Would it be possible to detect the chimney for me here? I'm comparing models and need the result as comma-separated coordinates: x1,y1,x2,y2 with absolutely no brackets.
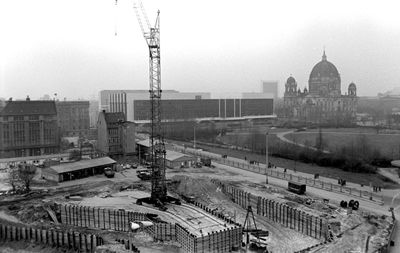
26,95,30,101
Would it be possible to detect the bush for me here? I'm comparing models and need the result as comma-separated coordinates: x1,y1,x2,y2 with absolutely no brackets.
371,158,391,167
316,155,332,167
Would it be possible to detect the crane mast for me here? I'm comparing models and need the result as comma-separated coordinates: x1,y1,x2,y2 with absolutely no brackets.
134,3,167,202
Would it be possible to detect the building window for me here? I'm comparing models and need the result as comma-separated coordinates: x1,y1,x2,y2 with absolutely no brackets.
3,124,9,145
14,122,25,145
14,116,24,121
29,115,39,120
29,122,40,144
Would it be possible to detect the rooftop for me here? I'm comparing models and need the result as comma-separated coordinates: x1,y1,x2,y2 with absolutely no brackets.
104,112,125,124
165,150,192,161
1,100,57,116
46,157,116,174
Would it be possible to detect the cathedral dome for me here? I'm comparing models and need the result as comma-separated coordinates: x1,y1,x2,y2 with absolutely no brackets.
308,51,341,96
309,51,340,80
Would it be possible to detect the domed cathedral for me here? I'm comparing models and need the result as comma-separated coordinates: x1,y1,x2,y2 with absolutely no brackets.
283,51,358,126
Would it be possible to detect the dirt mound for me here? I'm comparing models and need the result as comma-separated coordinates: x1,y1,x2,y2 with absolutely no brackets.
168,175,227,205
7,201,54,224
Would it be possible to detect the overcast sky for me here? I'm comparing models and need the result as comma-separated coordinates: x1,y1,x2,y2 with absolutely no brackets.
0,0,399,100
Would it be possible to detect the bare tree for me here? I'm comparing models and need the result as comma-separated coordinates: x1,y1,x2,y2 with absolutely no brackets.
7,167,20,192
315,127,325,152
18,164,37,192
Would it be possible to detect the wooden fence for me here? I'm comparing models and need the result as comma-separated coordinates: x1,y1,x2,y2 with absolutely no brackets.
0,223,103,252
174,146,384,205
116,238,141,252
211,179,329,240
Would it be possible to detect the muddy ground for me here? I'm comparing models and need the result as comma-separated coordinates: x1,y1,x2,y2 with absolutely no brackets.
0,160,394,253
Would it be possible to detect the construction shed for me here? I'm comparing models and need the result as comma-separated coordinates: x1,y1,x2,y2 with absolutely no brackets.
165,150,195,169
42,157,116,182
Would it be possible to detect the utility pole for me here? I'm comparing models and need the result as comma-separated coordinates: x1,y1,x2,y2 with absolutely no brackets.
193,124,196,149
265,130,269,184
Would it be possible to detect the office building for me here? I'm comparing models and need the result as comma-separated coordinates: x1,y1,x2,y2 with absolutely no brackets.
0,99,59,158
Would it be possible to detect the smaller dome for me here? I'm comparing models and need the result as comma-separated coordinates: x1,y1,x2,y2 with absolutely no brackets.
286,76,296,84
348,82,357,96
348,82,356,89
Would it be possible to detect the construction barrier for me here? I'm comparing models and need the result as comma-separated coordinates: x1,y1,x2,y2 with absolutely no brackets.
0,223,104,253
116,238,141,252
376,218,397,253
174,146,384,205
59,204,150,232
59,204,242,253
211,179,329,241
192,201,241,227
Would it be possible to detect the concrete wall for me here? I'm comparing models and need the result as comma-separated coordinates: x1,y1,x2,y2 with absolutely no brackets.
122,122,136,155
41,168,60,182
96,112,109,154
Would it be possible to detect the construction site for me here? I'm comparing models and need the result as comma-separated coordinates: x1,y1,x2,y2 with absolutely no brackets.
0,1,397,253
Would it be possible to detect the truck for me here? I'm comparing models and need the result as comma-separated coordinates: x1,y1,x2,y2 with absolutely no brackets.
200,158,214,167
104,167,115,178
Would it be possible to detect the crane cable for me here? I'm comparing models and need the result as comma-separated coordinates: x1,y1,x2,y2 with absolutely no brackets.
114,0,118,36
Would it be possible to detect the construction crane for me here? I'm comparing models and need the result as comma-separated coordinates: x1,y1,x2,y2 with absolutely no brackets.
132,1,167,205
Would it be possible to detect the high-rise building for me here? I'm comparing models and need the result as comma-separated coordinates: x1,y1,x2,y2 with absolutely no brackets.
262,81,279,99
0,99,59,158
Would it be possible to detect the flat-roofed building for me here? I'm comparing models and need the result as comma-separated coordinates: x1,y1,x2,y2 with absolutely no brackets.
100,90,212,121
126,98,273,123
0,99,59,158
42,157,116,182
165,150,195,169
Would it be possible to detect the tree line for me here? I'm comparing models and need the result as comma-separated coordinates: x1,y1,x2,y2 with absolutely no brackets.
239,130,391,174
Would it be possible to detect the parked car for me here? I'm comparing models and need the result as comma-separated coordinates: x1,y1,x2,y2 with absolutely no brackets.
137,170,152,180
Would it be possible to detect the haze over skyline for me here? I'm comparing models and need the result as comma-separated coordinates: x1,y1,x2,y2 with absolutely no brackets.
0,0,399,100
